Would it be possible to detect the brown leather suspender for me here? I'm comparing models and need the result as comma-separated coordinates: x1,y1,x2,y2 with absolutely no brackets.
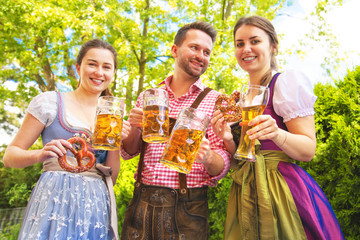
135,87,212,194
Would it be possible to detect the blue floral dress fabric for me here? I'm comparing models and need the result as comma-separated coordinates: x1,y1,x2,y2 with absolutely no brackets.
19,171,111,240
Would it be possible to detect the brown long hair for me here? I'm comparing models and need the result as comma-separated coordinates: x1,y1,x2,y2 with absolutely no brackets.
233,16,279,86
76,39,118,96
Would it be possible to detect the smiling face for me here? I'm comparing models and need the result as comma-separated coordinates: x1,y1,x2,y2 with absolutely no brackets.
234,24,275,77
76,48,115,95
172,29,213,80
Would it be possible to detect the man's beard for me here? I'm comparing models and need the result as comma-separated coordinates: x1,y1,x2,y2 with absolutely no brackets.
179,58,207,78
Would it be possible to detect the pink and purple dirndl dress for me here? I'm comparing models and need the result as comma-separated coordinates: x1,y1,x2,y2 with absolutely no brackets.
224,73,344,240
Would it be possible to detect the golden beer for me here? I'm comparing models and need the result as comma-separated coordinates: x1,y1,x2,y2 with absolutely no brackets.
235,104,266,161
160,128,205,174
142,105,169,143
93,113,123,150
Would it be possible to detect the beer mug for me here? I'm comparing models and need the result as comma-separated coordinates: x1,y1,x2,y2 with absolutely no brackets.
160,107,210,174
92,96,125,150
142,88,170,143
234,84,269,162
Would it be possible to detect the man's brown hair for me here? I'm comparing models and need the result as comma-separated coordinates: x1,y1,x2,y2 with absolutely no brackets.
174,21,217,46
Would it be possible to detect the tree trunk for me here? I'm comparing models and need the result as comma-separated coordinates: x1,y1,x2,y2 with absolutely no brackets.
137,0,150,97
64,47,77,89
34,37,56,91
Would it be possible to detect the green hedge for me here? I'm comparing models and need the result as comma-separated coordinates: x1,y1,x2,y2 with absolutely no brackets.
114,156,138,235
298,66,360,239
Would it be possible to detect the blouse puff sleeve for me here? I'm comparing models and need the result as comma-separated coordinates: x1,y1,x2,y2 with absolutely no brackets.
26,91,57,128
273,69,317,122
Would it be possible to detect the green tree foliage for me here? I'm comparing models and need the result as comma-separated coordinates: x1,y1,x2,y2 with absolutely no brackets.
0,0,285,129
298,66,360,239
0,0,108,130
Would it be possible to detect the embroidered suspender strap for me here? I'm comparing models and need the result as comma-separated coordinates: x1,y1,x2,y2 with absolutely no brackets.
135,87,213,192
179,87,212,195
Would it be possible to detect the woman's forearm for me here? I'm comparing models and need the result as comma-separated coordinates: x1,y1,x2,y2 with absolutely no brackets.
273,129,316,162
3,146,41,168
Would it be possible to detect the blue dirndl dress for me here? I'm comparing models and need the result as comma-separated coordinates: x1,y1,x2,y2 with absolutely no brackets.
18,92,116,240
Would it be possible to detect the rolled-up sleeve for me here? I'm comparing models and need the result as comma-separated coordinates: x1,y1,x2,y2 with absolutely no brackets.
210,148,231,181
120,143,140,160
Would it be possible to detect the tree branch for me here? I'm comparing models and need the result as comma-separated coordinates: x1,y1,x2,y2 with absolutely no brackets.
224,0,234,21
33,73,47,92
63,46,77,89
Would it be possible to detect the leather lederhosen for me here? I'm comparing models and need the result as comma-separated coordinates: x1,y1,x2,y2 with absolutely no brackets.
121,88,212,240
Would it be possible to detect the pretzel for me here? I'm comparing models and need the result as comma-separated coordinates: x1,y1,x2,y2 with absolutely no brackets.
58,137,95,173
215,91,242,122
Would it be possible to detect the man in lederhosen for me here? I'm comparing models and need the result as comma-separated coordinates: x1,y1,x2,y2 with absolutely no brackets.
120,21,231,239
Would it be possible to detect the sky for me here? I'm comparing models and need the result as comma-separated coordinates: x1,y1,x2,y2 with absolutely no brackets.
273,0,360,85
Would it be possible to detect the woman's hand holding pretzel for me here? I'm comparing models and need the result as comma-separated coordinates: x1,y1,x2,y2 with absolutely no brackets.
211,110,233,143
38,139,73,163
211,110,237,155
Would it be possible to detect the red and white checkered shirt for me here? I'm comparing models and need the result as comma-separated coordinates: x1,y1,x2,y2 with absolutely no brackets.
121,76,231,188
